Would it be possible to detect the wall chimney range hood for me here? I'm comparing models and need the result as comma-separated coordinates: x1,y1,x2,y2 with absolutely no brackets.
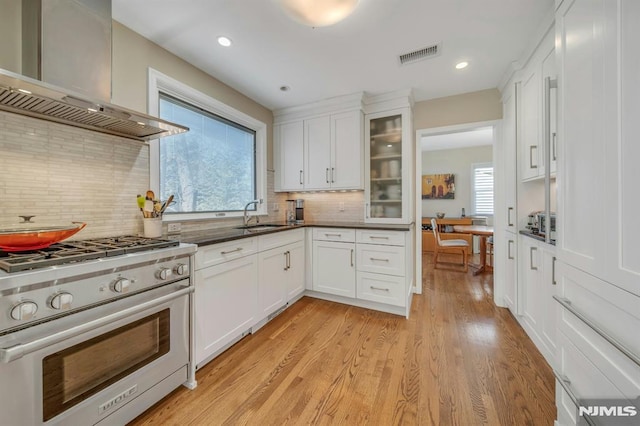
0,0,188,141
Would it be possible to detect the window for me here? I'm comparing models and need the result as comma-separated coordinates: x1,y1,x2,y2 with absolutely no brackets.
148,69,267,220
472,163,494,215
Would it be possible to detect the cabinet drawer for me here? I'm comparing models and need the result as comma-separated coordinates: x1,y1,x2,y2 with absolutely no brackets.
555,263,640,402
312,227,355,242
356,272,405,307
258,228,305,251
356,229,405,246
356,244,405,276
195,237,258,270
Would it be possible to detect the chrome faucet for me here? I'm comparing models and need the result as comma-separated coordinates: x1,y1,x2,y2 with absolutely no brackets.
243,200,261,226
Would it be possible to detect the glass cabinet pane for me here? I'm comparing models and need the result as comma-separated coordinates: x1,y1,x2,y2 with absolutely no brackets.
369,114,402,219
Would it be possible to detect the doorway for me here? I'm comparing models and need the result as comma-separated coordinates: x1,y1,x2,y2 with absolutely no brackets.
413,120,500,298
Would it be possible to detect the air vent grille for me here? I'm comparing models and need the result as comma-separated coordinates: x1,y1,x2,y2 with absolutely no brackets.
399,43,442,65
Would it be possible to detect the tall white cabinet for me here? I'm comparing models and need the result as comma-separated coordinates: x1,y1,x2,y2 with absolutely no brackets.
554,0,640,424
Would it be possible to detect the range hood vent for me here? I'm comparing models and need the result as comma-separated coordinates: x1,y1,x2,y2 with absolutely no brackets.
0,69,187,141
398,43,442,65
3,0,188,141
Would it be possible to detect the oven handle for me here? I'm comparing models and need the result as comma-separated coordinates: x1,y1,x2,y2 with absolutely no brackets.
0,285,193,364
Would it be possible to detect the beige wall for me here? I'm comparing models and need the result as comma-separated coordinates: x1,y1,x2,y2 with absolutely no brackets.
421,145,493,219
413,89,502,130
111,22,274,169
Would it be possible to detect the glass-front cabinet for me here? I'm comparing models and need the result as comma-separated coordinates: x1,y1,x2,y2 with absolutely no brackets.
364,107,412,223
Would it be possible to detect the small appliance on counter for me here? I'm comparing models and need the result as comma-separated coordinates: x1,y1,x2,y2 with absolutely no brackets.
286,199,305,224
526,211,556,240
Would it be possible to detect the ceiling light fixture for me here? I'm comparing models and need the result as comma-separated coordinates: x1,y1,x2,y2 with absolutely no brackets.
456,61,469,70
277,0,360,27
217,36,232,47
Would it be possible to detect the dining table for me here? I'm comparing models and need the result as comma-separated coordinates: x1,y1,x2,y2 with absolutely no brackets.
453,225,494,275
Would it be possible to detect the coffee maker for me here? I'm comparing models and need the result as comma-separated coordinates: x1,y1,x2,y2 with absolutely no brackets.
286,199,305,224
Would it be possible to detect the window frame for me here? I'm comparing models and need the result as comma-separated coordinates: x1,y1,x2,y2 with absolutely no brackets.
470,162,494,216
148,68,267,221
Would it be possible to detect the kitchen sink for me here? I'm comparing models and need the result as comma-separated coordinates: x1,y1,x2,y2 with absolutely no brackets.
235,224,288,231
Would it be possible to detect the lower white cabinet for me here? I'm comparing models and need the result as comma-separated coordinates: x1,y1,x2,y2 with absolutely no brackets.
258,239,305,318
518,236,557,366
503,232,518,315
312,240,356,297
194,254,258,368
356,272,405,306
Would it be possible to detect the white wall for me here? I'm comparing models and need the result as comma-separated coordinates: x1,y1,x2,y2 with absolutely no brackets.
421,145,493,219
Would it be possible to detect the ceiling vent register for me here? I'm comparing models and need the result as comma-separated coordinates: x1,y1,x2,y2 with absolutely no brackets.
398,43,442,65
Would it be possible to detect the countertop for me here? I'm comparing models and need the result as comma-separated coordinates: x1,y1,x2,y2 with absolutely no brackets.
519,230,556,246
175,221,414,247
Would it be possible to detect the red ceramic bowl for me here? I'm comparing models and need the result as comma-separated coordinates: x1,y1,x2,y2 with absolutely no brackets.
0,222,86,251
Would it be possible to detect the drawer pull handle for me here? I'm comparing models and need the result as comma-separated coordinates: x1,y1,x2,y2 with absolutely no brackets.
554,296,640,368
325,233,342,237
370,286,390,292
529,145,538,169
221,247,243,255
350,249,354,267
369,257,390,262
553,371,596,426
369,236,389,240
529,246,538,270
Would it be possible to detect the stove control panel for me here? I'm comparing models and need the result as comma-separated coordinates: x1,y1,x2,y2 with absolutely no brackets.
0,253,193,330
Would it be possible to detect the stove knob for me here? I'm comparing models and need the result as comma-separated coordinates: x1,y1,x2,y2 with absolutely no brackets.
50,292,73,310
174,263,189,276
157,268,173,280
112,277,131,293
10,301,38,321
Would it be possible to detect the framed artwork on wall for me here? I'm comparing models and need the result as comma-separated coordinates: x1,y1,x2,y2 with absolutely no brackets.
422,174,455,199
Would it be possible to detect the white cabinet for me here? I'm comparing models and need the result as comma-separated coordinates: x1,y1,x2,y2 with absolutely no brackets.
520,64,543,181
520,31,556,182
555,0,610,277
274,97,363,192
364,106,413,224
194,253,258,368
502,83,519,232
257,230,306,319
312,240,356,298
257,246,289,318
503,233,518,315
275,121,304,191
518,236,557,366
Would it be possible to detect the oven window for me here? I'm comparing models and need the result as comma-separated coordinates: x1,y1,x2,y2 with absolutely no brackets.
42,309,170,421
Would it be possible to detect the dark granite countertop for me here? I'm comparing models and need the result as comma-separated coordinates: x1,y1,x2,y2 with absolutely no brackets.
519,230,556,246
174,221,414,247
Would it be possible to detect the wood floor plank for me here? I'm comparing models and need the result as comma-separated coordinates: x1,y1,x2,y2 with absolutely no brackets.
129,254,556,425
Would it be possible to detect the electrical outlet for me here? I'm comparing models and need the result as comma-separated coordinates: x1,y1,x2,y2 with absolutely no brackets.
167,223,181,233
272,203,279,212
339,202,345,212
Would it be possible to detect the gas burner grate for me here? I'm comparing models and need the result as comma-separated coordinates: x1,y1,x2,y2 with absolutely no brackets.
0,236,180,273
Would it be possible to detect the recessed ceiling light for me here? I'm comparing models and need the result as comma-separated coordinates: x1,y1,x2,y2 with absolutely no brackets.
280,85,291,92
217,36,232,47
456,61,469,70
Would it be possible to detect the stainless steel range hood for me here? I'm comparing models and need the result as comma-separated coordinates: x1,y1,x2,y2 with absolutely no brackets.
0,0,188,142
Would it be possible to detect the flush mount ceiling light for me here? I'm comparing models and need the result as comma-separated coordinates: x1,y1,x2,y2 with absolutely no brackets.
217,36,232,47
455,61,469,69
277,0,360,27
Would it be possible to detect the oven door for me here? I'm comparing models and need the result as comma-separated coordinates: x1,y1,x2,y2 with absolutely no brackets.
0,280,191,426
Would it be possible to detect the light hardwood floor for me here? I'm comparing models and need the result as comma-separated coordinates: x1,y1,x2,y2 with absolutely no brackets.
130,254,556,425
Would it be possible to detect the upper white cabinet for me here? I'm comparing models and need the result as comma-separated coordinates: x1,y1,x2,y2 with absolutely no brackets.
520,30,556,182
275,121,305,191
363,92,414,224
274,94,364,192
556,0,611,278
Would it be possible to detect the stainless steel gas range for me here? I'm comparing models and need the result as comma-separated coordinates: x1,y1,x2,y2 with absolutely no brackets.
0,236,197,425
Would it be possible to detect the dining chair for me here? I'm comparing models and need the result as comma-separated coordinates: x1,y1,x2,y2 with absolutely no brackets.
430,218,469,272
